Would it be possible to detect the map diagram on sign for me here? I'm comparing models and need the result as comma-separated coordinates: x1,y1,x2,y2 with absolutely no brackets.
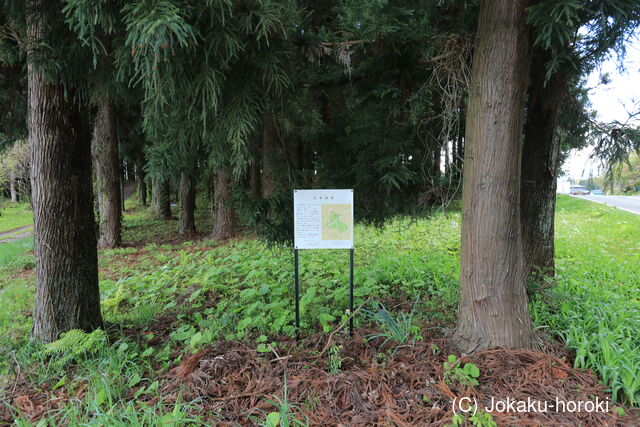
321,204,352,240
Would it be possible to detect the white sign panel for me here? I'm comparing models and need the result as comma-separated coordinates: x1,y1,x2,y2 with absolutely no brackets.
294,189,354,249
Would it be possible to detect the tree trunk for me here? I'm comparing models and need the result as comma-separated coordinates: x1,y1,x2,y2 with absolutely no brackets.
520,51,566,282
262,106,281,198
430,142,441,185
137,156,147,206
212,170,237,240
120,164,126,212
250,142,261,197
454,106,465,179
452,0,535,352
158,179,172,219
179,172,196,233
9,170,18,203
92,95,122,248
152,178,159,214
27,0,102,343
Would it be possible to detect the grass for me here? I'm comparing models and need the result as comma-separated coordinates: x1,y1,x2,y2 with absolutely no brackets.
0,201,33,234
0,236,33,271
531,195,640,404
0,194,639,423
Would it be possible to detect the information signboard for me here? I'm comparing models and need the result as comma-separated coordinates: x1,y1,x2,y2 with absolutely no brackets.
294,189,354,249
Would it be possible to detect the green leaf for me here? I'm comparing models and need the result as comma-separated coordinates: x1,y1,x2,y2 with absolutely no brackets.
463,363,480,378
128,373,142,388
266,412,281,427
52,376,66,391
256,343,270,353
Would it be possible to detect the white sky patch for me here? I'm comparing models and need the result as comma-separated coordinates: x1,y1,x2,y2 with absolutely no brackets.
563,30,640,181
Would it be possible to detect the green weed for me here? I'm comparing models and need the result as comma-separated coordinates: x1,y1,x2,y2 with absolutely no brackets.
363,298,421,347
0,201,32,234
443,355,480,388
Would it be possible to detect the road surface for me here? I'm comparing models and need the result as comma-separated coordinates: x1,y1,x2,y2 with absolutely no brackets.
577,195,640,215
0,225,33,244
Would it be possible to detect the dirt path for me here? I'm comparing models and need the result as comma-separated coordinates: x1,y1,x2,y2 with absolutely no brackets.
0,182,139,245
123,180,137,202
0,225,33,244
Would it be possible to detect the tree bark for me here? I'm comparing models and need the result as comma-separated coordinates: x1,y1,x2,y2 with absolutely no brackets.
158,179,172,219
9,170,18,203
454,106,465,179
212,170,237,240
120,164,126,212
152,178,159,214
92,95,122,248
250,142,261,197
179,172,196,233
261,106,281,198
430,142,441,185
453,0,535,352
137,156,147,206
27,0,102,343
521,51,566,281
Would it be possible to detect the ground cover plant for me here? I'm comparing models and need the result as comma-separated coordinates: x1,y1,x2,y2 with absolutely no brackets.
0,202,32,235
0,195,638,424
531,196,640,405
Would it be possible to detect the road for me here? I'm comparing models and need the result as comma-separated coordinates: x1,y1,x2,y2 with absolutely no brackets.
577,194,640,215
0,225,33,244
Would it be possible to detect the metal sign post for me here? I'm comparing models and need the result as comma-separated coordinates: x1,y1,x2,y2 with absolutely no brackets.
349,248,354,336
293,189,354,338
294,248,300,338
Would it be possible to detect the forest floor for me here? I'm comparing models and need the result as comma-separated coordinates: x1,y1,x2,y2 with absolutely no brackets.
0,195,638,425
0,202,32,243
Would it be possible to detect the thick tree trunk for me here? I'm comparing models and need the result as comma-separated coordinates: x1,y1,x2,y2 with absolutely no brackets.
137,157,147,206
92,95,122,248
454,106,465,179
212,170,237,240
9,170,18,203
179,172,196,233
250,142,261,197
151,177,171,218
27,0,102,343
521,51,566,281
158,179,172,219
262,106,281,198
453,0,535,352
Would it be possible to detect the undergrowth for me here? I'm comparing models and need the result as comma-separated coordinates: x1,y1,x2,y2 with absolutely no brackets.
0,194,639,424
0,201,32,234
531,195,640,405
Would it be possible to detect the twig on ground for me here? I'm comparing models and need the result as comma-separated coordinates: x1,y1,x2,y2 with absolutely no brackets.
314,296,372,358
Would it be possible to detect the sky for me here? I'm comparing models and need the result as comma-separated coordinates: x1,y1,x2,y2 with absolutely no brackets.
563,31,640,181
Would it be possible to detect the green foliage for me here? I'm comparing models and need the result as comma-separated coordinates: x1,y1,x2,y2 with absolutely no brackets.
44,329,108,367
364,298,420,347
528,0,640,77
0,236,33,271
0,140,30,201
531,196,640,405
251,374,309,427
605,151,640,194
101,211,459,349
2,193,640,421
326,344,345,374
0,202,32,235
449,408,497,427
443,355,480,388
